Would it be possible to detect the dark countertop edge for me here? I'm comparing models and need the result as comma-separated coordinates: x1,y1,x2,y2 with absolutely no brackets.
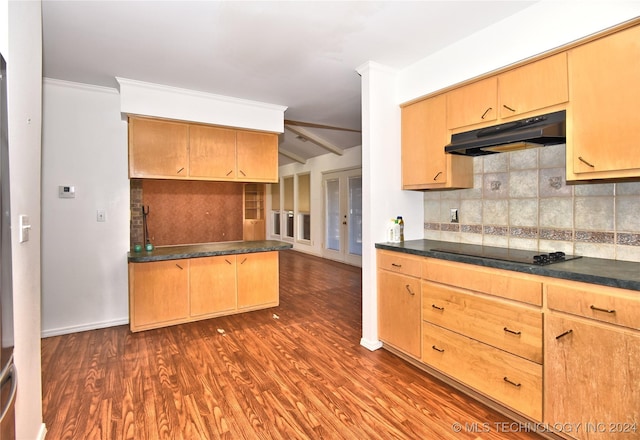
376,241,640,292
128,241,293,263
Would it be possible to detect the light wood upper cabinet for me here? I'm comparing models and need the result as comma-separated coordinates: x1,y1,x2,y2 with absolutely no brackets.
498,53,568,119
237,251,279,309
567,24,640,181
236,131,279,182
446,77,498,129
401,95,473,190
129,117,189,178
544,313,640,439
128,116,279,183
188,125,237,179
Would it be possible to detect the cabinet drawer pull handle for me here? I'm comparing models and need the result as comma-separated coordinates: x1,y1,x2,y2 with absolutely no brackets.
503,327,521,336
240,258,247,265
503,377,521,388
590,305,615,314
578,156,595,168
225,259,232,265
481,107,492,119
503,104,516,112
433,171,442,181
431,345,444,353
555,329,573,340
175,264,184,270
431,304,444,311
391,263,402,268
405,284,415,296
177,167,185,174
239,170,247,177
226,170,233,176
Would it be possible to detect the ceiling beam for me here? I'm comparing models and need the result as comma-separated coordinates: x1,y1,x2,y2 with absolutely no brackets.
278,148,307,164
284,119,361,133
285,125,344,156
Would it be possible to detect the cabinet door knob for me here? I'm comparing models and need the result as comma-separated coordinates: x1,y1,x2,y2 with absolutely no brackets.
503,104,516,113
431,345,445,353
405,284,415,296
503,377,521,388
433,171,443,181
226,170,234,176
177,167,185,174
590,305,615,314
555,329,573,340
391,263,402,268
481,107,493,119
503,327,522,336
578,156,595,168
175,264,184,270
431,304,445,311
239,170,247,177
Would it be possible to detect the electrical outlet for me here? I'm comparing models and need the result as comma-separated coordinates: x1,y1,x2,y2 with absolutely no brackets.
450,208,459,223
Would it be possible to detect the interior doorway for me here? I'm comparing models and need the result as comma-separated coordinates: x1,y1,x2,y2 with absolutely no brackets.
322,168,362,266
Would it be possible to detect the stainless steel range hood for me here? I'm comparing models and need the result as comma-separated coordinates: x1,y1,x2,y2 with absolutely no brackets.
445,110,566,156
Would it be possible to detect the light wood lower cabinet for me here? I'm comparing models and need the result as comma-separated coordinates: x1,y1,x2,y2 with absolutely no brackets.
423,321,542,421
237,251,279,309
189,255,237,317
129,259,190,329
129,251,279,332
544,313,640,440
377,250,422,358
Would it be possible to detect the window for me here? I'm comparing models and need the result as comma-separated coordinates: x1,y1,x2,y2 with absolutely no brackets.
270,183,280,236
297,173,311,242
283,176,294,239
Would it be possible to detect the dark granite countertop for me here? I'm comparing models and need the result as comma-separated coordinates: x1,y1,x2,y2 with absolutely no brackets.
376,239,640,292
128,240,293,263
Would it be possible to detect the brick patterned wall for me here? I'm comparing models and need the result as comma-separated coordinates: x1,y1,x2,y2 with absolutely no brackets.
130,179,244,247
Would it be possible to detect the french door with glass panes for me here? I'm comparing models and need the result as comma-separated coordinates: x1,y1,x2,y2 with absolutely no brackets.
322,168,362,266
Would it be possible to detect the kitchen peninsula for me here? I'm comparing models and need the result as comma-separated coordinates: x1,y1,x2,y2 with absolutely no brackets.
128,240,292,332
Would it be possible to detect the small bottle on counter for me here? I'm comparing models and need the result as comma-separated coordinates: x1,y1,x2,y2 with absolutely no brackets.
397,216,404,242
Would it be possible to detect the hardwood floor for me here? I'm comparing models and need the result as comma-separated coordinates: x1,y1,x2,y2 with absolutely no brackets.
42,250,542,439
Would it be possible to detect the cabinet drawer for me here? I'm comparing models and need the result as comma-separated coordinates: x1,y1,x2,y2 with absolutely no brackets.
423,322,542,421
423,281,542,363
377,250,421,278
547,280,640,330
423,258,542,306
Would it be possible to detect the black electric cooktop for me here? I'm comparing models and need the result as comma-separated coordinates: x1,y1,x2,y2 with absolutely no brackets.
430,244,581,266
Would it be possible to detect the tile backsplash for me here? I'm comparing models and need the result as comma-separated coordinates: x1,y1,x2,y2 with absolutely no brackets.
424,144,640,262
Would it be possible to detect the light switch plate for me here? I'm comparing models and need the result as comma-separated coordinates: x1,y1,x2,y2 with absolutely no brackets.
58,185,75,198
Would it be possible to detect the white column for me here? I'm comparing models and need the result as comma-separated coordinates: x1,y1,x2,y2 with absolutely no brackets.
358,61,424,350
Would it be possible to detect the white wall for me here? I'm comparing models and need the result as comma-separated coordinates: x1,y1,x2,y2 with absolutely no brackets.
398,1,640,103
3,0,46,438
41,79,130,336
274,146,362,257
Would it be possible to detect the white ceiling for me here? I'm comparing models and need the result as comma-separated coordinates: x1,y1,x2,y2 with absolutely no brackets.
41,0,537,166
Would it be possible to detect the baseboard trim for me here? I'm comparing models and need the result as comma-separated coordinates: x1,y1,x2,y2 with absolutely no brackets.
41,317,129,338
37,423,47,440
360,337,383,351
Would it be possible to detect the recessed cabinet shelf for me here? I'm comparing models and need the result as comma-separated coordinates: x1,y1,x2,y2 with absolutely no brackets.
243,183,266,241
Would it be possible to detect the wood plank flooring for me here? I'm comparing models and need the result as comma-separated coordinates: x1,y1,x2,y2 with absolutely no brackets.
42,250,543,439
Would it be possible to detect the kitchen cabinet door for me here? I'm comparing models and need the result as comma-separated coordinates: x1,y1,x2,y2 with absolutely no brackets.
544,313,640,439
237,251,279,309
190,255,237,317
236,131,279,183
129,260,189,331
498,53,568,119
189,125,237,179
377,269,421,358
446,77,497,129
129,117,189,179
567,24,640,180
401,95,473,190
